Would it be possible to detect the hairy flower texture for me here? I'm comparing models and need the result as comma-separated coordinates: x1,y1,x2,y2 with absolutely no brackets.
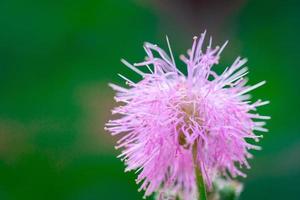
105,32,269,200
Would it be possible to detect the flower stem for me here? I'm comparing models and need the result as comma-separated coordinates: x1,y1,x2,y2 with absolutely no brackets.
193,143,207,200
195,165,207,200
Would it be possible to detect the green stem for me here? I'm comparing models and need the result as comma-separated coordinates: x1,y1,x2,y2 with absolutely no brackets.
193,143,207,200
195,165,207,200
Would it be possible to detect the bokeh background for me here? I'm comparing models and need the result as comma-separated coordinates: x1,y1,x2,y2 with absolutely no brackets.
0,0,299,199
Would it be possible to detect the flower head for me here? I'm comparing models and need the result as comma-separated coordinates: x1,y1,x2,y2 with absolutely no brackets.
105,32,269,200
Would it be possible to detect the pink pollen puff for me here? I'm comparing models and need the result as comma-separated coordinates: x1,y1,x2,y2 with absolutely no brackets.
105,32,269,200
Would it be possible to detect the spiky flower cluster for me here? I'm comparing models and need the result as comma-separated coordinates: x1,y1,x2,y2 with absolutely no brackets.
105,32,269,200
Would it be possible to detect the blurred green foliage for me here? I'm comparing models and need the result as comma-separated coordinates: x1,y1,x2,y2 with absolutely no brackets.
0,0,299,199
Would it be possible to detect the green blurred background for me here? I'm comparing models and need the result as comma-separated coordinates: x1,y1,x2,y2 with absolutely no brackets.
0,0,299,199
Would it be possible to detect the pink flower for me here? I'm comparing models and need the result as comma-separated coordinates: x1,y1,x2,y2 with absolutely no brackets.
105,32,269,200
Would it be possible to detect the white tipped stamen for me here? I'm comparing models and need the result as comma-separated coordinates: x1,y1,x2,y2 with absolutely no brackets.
253,126,269,132
254,100,270,107
118,73,136,85
217,40,228,57
250,114,271,120
222,67,249,86
121,59,145,77
166,35,176,66
236,81,266,96
208,36,212,48
254,121,267,126
146,64,153,73
108,83,128,92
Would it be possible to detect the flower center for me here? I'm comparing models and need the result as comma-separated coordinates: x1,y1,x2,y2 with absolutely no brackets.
177,98,203,148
